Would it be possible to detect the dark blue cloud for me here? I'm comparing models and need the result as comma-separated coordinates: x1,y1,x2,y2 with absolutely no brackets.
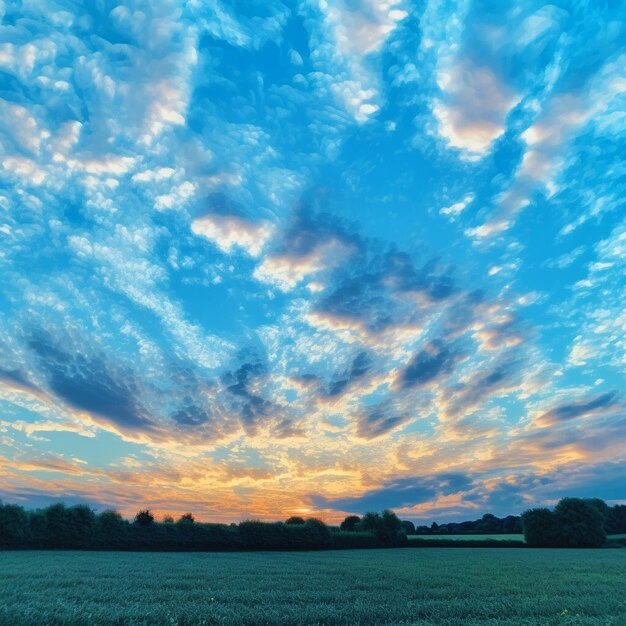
0,367,38,392
326,351,371,398
0,489,111,512
355,401,410,440
170,404,210,427
275,208,362,259
28,332,154,432
397,340,459,390
313,473,474,513
538,392,619,425
222,352,274,435
444,357,522,417
315,249,455,332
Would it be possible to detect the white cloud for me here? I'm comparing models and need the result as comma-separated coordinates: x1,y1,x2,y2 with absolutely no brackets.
433,59,520,156
308,0,406,122
254,238,354,291
440,193,475,217
472,54,626,239
191,213,275,257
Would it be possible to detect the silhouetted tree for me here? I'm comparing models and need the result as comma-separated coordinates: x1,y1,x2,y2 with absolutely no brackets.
66,505,96,547
554,498,606,548
285,516,305,525
523,499,607,547
178,513,195,525
304,518,332,548
163,515,174,524
0,502,28,547
339,515,361,531
401,520,415,535
359,510,406,546
522,508,559,547
607,504,626,534
134,509,155,527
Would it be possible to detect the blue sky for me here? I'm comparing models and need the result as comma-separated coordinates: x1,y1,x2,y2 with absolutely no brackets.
0,0,625,523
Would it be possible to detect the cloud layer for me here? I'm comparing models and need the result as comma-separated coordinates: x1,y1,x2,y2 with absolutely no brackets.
1,0,625,522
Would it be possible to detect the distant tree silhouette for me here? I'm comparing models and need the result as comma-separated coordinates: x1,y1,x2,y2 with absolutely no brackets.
0,502,28,547
606,504,626,534
134,509,154,527
0,497,622,552
285,516,305,525
339,515,360,531
401,520,416,535
359,510,406,546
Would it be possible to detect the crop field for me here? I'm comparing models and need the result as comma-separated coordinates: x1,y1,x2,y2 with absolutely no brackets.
407,534,524,542
1,548,625,625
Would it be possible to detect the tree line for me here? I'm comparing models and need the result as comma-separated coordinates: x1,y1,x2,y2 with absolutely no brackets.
377,513,523,536
1,497,624,551
0,503,407,551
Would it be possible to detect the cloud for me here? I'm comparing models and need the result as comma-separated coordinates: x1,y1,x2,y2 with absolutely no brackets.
396,340,460,390
312,250,455,334
254,210,360,291
308,0,407,122
170,404,211,427
440,193,475,217
27,332,156,434
312,474,473,513
536,392,620,427
355,401,411,440
0,367,39,394
325,351,371,398
433,57,520,156
222,352,276,436
191,212,274,257
442,357,522,420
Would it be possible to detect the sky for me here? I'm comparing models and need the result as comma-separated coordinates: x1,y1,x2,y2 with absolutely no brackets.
0,0,625,524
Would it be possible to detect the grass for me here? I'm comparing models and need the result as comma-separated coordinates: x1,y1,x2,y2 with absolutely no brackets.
1,549,625,625
408,534,525,542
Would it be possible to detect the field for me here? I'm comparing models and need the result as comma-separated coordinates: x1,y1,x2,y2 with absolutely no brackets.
408,534,524,542
1,549,625,625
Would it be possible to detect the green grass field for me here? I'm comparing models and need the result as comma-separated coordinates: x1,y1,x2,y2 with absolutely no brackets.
1,549,625,625
407,534,524,542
